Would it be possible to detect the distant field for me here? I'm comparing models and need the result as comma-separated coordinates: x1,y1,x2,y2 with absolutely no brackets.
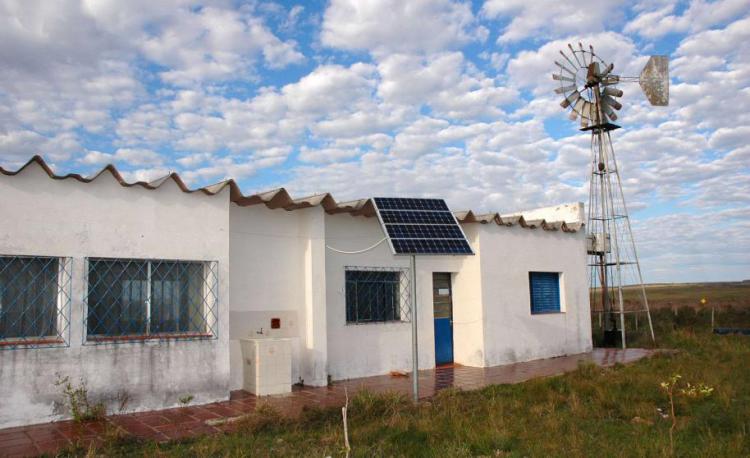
594,281,750,310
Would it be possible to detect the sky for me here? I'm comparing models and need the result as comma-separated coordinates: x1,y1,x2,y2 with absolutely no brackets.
0,0,748,284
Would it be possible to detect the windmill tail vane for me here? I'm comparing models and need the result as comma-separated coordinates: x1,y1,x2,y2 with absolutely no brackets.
552,42,670,348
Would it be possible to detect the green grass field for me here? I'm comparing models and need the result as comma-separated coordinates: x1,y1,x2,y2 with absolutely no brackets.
600,281,750,310
60,284,750,457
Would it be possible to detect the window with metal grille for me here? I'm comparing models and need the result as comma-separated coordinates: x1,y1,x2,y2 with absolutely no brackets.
345,268,410,324
0,255,71,348
529,272,562,314
85,258,218,342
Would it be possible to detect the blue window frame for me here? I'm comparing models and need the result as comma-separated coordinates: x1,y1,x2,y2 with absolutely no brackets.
529,272,561,314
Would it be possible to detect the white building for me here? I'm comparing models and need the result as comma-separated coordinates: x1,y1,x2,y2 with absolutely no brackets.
0,156,591,428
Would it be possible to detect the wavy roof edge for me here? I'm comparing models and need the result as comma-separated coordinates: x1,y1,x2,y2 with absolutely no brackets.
1,155,581,233
453,211,583,233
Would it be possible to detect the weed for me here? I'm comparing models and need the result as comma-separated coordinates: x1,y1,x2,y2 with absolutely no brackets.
660,373,714,455
177,394,194,407
55,374,106,423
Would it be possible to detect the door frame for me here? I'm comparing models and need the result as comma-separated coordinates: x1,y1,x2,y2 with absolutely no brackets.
432,272,454,366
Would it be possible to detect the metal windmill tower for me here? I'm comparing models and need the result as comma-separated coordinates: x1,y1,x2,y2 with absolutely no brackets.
553,43,669,347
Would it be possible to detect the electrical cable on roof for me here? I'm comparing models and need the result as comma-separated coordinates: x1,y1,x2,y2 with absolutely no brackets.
326,237,388,254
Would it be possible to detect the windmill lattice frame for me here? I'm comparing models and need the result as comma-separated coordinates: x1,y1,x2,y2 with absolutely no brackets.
553,43,668,347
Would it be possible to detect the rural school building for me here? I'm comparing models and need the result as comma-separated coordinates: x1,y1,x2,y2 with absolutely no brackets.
0,156,592,428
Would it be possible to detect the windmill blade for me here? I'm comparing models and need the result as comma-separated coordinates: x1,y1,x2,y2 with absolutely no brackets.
581,116,589,129
569,43,583,67
555,83,577,94
601,75,620,86
580,101,592,119
560,91,581,108
559,50,578,70
599,109,609,124
602,103,618,121
555,60,576,76
639,55,669,106
603,87,623,97
553,74,575,82
602,95,622,111
572,98,585,116
579,43,588,65
598,63,614,79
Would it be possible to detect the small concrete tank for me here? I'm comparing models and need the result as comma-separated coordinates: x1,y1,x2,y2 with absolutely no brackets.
240,337,293,396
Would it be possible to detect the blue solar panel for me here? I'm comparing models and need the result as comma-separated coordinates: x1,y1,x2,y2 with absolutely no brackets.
379,210,456,225
391,239,473,254
373,197,473,256
373,197,449,211
385,224,465,239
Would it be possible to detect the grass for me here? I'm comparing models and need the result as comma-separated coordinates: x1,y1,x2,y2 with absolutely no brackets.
597,281,750,310
58,292,750,457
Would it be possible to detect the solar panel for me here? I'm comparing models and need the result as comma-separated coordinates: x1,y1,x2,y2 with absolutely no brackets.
373,197,474,255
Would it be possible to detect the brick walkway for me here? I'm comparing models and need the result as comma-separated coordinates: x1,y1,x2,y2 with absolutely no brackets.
0,348,655,457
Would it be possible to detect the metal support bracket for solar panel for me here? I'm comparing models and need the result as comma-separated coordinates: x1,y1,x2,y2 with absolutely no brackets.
371,197,474,403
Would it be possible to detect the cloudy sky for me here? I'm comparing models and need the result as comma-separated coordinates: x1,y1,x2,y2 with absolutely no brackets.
1,0,748,283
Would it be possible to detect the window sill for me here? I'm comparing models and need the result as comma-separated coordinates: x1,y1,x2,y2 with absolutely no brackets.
0,338,66,347
87,333,214,343
530,311,565,315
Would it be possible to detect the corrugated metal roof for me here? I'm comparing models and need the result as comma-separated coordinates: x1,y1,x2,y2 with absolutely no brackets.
0,155,379,216
0,155,580,232
452,210,583,233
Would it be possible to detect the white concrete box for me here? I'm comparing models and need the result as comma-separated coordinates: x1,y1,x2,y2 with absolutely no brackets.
240,338,293,396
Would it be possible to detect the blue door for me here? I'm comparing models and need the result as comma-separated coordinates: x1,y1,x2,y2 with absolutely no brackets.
433,273,454,365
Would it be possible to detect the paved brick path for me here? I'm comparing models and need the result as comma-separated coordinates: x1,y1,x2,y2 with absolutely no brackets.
0,348,655,457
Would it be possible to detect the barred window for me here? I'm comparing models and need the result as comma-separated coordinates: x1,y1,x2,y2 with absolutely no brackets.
85,258,218,342
0,255,71,347
345,268,410,324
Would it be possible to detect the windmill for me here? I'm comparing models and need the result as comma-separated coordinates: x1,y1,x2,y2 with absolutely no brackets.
553,43,669,348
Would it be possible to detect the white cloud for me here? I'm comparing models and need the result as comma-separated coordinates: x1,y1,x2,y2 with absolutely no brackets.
80,148,163,167
139,6,304,85
0,130,79,163
298,146,361,163
482,0,626,43
377,52,517,118
624,0,748,39
322,0,485,55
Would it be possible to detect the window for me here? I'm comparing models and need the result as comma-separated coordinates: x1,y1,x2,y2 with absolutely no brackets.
345,268,408,324
85,258,218,341
529,272,562,314
0,255,71,347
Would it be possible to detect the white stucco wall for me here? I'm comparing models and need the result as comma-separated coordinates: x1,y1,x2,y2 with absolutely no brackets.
0,164,231,428
324,213,472,381
477,224,592,366
227,205,327,389
324,213,590,380
450,225,486,367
